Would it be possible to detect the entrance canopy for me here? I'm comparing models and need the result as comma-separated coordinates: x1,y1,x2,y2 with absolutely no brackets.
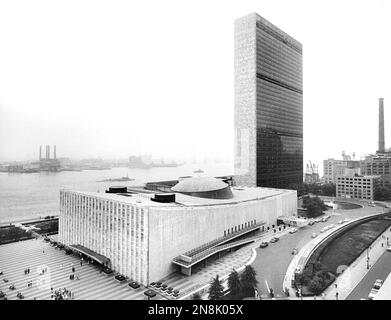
69,244,110,265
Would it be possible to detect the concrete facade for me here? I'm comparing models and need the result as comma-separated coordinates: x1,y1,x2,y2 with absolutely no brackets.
336,175,380,200
58,187,297,285
234,13,257,187
323,158,361,184
361,154,391,188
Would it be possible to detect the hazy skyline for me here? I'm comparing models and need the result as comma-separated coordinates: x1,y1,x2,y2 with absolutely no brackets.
1,0,391,173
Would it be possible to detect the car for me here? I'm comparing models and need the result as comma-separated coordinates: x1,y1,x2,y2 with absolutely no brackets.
368,288,379,299
270,237,279,243
308,219,315,225
320,228,326,233
291,248,298,255
328,224,335,229
368,201,376,207
387,246,391,252
289,228,298,234
373,279,383,290
259,242,269,248
321,216,330,222
343,218,350,223
311,233,317,238
338,220,344,224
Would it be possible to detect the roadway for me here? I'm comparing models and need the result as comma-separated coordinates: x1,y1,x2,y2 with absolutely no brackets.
346,250,391,300
251,200,382,299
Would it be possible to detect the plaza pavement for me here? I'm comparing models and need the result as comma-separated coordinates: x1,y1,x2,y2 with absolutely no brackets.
0,233,259,300
0,237,158,300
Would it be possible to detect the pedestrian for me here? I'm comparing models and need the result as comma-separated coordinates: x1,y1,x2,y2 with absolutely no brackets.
80,260,82,266
43,249,45,254
72,267,75,273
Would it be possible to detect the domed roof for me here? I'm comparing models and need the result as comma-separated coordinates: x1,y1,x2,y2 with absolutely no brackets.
171,177,229,193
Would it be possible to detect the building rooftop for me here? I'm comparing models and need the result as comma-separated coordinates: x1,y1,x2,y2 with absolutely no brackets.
61,186,295,208
171,177,228,193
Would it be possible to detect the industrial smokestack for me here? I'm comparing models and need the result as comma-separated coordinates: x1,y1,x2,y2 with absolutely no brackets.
46,145,50,160
39,145,42,161
54,145,56,160
379,98,385,153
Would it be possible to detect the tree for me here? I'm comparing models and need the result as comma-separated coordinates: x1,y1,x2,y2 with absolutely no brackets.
309,277,324,295
227,269,241,298
191,292,202,300
321,183,336,197
240,265,258,297
208,275,224,300
374,186,391,201
301,196,327,218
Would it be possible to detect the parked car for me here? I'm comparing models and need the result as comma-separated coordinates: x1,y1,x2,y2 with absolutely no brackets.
270,237,279,243
308,220,315,226
321,216,330,222
289,228,298,234
343,218,350,223
386,246,391,252
368,288,379,299
338,220,344,224
368,201,376,207
373,279,383,290
311,233,317,238
259,242,269,248
291,248,298,255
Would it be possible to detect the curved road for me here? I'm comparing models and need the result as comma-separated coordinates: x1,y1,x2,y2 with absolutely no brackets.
251,201,383,298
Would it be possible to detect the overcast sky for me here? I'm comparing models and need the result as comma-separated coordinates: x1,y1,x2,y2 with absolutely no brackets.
0,0,390,171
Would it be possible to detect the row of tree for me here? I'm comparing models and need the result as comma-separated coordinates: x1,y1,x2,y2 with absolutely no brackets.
192,265,259,300
374,186,391,201
288,183,336,197
301,196,328,218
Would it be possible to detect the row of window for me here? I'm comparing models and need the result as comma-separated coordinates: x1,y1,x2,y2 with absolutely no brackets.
223,220,257,237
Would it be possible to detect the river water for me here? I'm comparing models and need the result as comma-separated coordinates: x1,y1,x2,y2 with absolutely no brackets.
0,163,233,223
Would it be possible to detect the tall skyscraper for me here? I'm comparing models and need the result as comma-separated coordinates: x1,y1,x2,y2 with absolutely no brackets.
234,13,303,189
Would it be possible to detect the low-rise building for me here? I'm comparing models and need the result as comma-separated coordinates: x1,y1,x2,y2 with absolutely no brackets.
58,177,297,285
361,154,391,188
336,175,380,200
323,158,361,184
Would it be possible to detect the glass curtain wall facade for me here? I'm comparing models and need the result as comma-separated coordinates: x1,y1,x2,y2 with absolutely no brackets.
235,13,303,189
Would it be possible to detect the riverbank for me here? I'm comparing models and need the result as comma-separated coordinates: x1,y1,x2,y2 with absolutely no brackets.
0,218,58,245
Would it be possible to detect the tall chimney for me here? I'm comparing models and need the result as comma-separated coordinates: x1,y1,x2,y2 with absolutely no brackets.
46,145,50,160
54,145,56,160
39,145,42,161
379,98,385,153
